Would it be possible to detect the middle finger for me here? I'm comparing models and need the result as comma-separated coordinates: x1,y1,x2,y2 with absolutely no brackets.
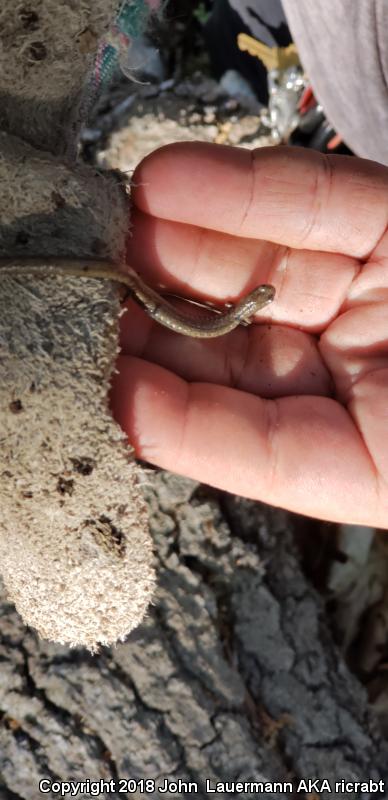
127,208,359,332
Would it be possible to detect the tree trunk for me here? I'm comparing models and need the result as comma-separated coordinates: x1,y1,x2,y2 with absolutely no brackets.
1,471,387,799
0,1,155,649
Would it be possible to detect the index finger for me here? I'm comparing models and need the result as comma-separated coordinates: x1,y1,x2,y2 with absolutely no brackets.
132,143,388,259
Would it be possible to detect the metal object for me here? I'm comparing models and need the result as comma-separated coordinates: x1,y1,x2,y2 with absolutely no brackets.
266,65,308,143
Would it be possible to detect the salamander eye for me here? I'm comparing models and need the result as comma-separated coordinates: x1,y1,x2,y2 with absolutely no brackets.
250,285,276,303
259,284,275,299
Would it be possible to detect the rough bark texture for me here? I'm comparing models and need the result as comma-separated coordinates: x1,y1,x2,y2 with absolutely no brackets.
0,471,387,799
0,0,116,155
0,132,156,648
0,1,156,647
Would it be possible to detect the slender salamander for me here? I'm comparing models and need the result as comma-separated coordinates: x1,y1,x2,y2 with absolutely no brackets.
0,258,275,338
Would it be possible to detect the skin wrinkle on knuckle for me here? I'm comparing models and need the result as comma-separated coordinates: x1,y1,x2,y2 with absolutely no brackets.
238,149,256,235
361,221,388,263
336,374,382,505
172,379,192,471
350,405,381,510
297,153,333,249
227,327,253,390
223,338,237,387
275,244,290,303
190,224,207,288
317,334,351,405
262,398,281,500
336,262,362,312
134,311,155,357
219,324,245,387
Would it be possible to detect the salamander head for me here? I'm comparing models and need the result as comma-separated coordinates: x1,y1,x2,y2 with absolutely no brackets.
237,283,275,323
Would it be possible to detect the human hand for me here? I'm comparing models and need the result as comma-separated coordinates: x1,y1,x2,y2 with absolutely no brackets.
110,142,388,526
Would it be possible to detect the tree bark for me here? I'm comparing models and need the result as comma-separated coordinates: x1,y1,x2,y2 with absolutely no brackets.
0,1,155,649
0,471,387,799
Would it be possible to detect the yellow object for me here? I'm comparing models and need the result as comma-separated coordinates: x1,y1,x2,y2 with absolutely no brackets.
237,33,300,71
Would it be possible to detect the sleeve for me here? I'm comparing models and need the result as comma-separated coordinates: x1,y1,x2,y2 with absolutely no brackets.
282,0,388,165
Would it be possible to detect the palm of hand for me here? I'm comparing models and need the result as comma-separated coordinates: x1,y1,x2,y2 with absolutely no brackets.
111,143,388,527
